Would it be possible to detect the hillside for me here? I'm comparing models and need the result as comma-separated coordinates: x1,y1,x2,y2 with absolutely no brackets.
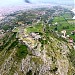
0,22,75,75
0,6,75,75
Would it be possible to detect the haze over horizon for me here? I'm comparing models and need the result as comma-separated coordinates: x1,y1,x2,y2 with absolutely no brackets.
0,0,75,16
0,0,74,8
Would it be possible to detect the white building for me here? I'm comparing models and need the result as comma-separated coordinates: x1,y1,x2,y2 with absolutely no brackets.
61,30,66,38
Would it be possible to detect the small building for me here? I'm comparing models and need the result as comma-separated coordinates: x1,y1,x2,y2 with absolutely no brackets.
66,35,70,38
68,38,73,46
73,45,75,49
55,22,58,25
61,30,66,38
69,38,73,43
0,29,5,34
71,30,75,35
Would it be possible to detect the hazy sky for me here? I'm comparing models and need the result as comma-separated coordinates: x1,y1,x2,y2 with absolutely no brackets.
0,0,74,7
0,0,25,7
31,0,74,3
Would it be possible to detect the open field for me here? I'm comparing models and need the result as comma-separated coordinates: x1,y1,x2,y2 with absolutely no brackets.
26,22,43,33
68,19,75,24
50,16,75,40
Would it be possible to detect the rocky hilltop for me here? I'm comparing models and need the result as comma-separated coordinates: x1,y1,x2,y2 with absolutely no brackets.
0,7,75,75
0,22,75,75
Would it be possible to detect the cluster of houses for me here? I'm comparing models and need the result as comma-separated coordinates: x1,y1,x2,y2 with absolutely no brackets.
61,30,75,47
